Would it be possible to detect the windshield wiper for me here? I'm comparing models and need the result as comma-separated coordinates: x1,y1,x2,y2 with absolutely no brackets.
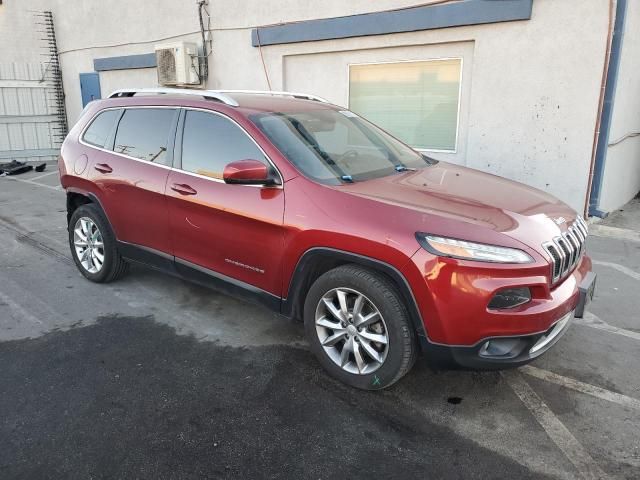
351,118,422,173
288,117,352,182
395,165,416,172
421,153,439,166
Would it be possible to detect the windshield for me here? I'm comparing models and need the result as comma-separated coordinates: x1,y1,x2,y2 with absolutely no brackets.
249,109,434,185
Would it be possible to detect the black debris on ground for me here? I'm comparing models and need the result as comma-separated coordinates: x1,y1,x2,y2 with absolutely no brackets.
0,160,33,176
0,316,547,480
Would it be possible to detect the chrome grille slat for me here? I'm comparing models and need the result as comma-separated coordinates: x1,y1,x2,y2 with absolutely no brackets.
573,224,585,243
566,230,580,267
554,239,565,277
574,229,582,258
543,242,561,279
574,234,582,265
564,232,576,267
542,217,588,284
577,216,589,236
571,226,587,258
566,235,575,269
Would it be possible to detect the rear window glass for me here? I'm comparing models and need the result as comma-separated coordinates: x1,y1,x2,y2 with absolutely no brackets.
82,109,120,148
113,108,177,165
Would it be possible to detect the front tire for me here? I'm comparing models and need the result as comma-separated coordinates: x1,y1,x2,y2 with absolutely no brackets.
304,264,417,390
68,203,128,283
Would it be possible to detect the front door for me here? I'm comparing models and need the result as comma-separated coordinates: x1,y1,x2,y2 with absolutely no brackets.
166,109,285,297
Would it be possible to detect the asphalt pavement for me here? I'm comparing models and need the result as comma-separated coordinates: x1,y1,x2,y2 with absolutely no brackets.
0,165,638,479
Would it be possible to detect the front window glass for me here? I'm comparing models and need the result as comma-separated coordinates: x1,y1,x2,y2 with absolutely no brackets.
181,110,269,179
250,109,432,184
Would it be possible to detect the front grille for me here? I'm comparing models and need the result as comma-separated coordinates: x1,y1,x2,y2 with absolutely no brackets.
542,217,588,284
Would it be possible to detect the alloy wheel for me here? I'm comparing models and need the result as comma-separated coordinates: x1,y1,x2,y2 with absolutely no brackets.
315,287,389,374
73,217,105,274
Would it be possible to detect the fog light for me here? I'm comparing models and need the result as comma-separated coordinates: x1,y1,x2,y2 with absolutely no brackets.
479,338,527,358
488,287,531,309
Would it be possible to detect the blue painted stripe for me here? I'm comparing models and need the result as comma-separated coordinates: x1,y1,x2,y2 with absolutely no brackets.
251,0,532,47
589,0,627,218
93,53,157,71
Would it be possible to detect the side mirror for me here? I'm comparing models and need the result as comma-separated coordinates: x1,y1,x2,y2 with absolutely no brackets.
222,159,276,186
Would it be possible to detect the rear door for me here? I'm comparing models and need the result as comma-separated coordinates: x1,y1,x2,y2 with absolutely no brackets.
86,106,179,256
166,108,285,297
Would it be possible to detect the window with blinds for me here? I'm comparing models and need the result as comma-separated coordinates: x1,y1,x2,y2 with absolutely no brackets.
349,59,462,152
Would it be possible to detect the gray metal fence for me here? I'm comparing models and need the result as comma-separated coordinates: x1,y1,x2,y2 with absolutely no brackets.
0,62,61,163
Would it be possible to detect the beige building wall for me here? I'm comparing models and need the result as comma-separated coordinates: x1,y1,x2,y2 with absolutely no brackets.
277,0,608,214
0,0,49,63
1,0,633,215
599,0,640,213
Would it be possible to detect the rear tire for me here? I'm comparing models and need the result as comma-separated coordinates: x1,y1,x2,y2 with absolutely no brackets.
304,264,417,390
68,203,128,283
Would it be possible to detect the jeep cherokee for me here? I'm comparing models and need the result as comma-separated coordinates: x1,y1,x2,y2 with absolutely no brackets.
59,88,596,390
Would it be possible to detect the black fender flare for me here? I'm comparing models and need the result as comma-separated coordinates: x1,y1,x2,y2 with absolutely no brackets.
65,188,121,242
66,188,108,220
282,247,429,349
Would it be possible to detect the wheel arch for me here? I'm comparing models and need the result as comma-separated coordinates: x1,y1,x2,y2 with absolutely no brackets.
66,188,107,225
282,247,429,350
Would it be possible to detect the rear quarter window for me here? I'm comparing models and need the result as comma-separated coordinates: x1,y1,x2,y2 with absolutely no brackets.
82,109,121,148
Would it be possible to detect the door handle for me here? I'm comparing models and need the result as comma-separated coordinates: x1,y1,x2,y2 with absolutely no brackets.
94,163,113,174
170,183,198,196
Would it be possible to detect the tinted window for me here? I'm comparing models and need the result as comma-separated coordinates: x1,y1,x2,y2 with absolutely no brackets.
113,108,177,165
82,109,120,148
181,110,268,179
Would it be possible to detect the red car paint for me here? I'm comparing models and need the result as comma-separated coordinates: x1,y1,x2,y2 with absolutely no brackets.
59,93,592,356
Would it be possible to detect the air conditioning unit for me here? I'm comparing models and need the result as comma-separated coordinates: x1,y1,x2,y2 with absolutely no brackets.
154,41,200,86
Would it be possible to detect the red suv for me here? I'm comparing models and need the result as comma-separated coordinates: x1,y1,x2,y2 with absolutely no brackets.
59,88,596,389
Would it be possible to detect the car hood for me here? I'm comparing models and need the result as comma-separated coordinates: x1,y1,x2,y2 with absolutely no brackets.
333,161,578,252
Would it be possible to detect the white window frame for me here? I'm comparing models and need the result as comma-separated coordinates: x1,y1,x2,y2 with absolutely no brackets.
347,57,464,154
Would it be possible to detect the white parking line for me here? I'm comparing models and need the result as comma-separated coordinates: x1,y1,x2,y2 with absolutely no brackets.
29,170,59,182
592,260,640,281
575,312,640,342
521,366,640,411
503,371,610,480
4,177,63,192
0,289,43,325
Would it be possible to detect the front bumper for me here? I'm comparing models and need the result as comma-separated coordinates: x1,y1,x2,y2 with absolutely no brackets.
438,267,595,369
404,250,595,368
438,310,574,369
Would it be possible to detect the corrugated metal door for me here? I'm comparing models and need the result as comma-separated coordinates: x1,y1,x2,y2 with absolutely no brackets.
0,62,61,163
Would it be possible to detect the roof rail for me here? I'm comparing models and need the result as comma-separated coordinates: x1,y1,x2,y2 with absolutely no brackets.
107,87,331,106
108,88,239,107
217,90,330,103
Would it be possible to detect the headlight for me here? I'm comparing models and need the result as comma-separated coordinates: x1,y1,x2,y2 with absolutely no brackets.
417,234,533,264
